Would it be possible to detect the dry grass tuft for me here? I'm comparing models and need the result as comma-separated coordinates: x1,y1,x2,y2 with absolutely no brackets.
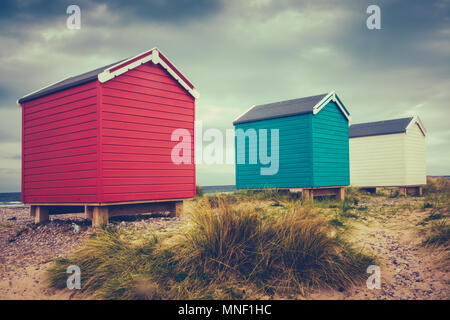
47,198,374,299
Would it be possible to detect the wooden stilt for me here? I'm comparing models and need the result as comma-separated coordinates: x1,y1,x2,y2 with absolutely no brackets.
34,206,49,224
30,205,36,218
417,186,423,196
169,201,184,217
302,189,312,200
398,187,407,197
85,206,93,220
92,206,109,227
337,187,345,201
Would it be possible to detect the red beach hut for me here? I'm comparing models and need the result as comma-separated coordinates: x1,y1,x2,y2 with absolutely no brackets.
18,48,198,226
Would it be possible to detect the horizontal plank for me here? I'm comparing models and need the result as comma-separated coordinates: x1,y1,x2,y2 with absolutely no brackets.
25,137,97,155
102,96,193,115
102,191,194,202
24,145,97,162
24,153,97,169
115,67,176,86
103,87,193,109
103,176,194,186
103,183,193,194
102,120,192,135
23,81,97,108
102,104,193,122
116,74,187,95
104,81,191,102
25,194,98,203
103,169,194,178
24,121,97,142
102,128,190,141
24,178,97,189
24,128,97,149
102,111,192,128
102,136,190,149
134,62,169,76
25,161,97,176
24,112,97,135
26,103,97,128
102,153,172,162
25,90,97,115
103,161,194,170
103,144,184,156
24,186,97,197
24,170,97,182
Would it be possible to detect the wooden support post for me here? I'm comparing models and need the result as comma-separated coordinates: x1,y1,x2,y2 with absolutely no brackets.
92,206,109,227
302,189,312,201
398,187,407,197
85,206,93,220
30,205,36,218
169,201,184,217
34,206,49,224
417,186,423,196
337,188,345,201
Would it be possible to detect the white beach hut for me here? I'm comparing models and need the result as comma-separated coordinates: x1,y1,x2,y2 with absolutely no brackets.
349,116,426,195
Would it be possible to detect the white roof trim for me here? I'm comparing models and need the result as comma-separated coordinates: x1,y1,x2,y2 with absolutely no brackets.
406,115,427,136
233,104,256,123
312,91,351,121
18,48,199,107
98,47,199,99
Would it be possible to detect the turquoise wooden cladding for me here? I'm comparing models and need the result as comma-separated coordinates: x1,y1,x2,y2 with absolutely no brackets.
234,100,349,189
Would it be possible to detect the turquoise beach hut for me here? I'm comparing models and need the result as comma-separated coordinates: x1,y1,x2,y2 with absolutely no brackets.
233,92,351,192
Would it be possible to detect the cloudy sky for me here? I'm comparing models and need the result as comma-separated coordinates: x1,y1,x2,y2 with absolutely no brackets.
0,0,449,191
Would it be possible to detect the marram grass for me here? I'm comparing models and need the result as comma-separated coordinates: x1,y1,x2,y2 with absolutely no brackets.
47,198,374,299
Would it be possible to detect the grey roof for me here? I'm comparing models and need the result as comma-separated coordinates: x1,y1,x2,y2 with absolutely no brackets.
233,93,328,125
349,117,413,138
18,59,126,104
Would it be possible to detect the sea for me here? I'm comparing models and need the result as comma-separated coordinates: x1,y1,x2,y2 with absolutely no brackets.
0,192,22,207
0,185,237,207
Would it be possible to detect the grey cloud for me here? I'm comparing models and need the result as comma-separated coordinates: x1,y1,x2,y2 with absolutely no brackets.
0,0,222,30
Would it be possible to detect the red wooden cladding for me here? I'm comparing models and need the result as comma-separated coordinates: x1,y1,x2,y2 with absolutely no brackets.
26,195,98,203
24,121,97,142
24,154,97,169
25,137,97,155
117,75,187,95
103,176,194,185
103,88,192,109
21,59,196,204
24,178,97,189
103,128,190,141
103,120,193,136
104,82,192,104
22,81,99,203
25,186,98,197
103,183,193,194
26,104,96,127
103,162,194,170
24,145,97,162
24,129,96,148
102,191,193,203
24,112,97,135
103,136,190,148
102,96,194,116
25,170,97,182
103,169,193,178
24,81,97,108
103,104,193,122
25,162,97,176
102,111,193,129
